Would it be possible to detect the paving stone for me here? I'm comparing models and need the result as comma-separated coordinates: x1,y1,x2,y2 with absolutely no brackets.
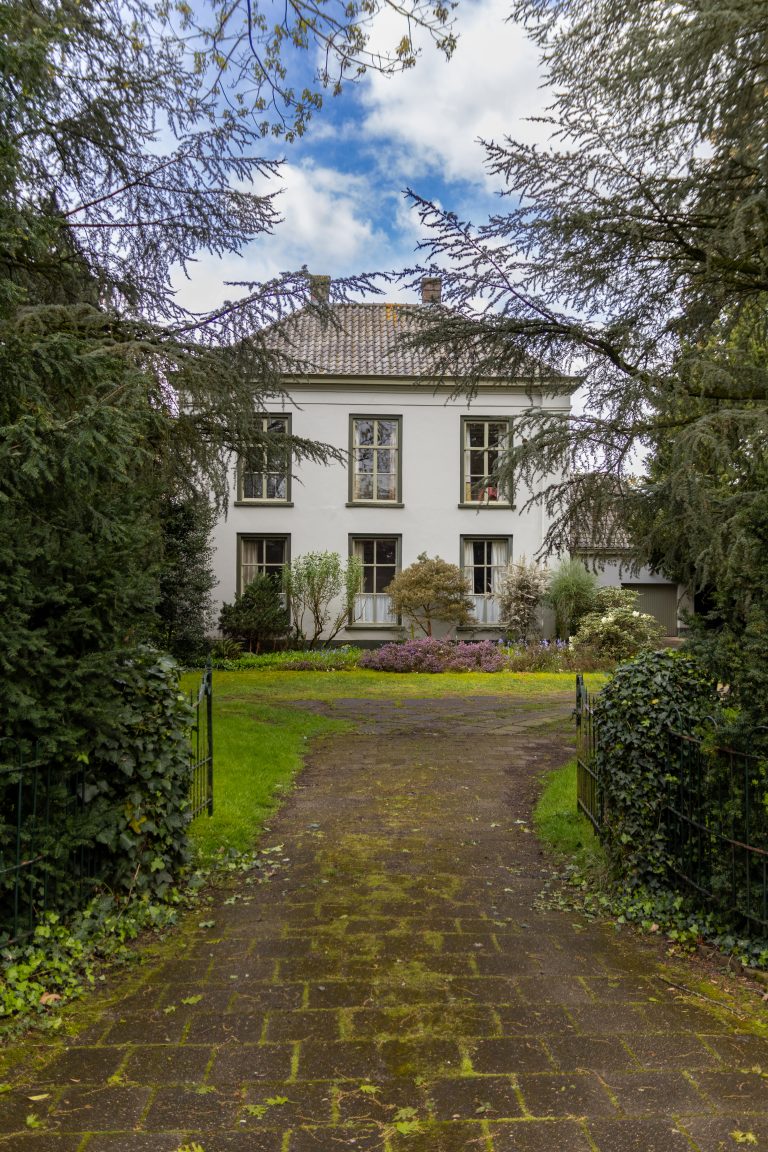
0,1138,83,1151
427,1075,522,1120
0,1092,57,1133
81,1136,184,1151
121,1044,213,1084
32,1046,127,1085
544,1033,636,1073
295,1041,383,1081
265,1010,341,1043
467,1038,553,1075
185,1012,266,1043
378,1039,463,1079
680,1114,768,1150
288,1125,383,1151
207,1043,293,1084
387,1120,489,1151
516,1073,617,1118
587,1117,697,1151
99,1013,189,1045
335,1079,425,1124
143,1085,241,1129
693,1070,768,1110
697,1033,768,1067
516,977,597,1006
305,981,374,1009
494,1005,573,1036
624,1033,722,1069
229,984,305,1012
182,1131,285,1151
489,1119,593,1150
48,1085,151,1131
600,1070,712,1115
563,1004,651,1034
349,1004,495,1040
241,1081,334,1126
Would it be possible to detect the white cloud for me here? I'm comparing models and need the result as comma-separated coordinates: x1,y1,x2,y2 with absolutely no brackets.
173,160,400,312
361,0,551,188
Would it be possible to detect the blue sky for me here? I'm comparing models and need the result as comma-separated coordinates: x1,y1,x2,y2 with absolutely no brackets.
174,0,552,312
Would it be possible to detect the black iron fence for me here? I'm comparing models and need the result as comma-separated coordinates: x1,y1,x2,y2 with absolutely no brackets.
0,665,213,944
575,673,768,937
0,749,101,945
188,661,214,820
575,674,602,832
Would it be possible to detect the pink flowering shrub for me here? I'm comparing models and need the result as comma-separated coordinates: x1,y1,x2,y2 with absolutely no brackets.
359,637,508,673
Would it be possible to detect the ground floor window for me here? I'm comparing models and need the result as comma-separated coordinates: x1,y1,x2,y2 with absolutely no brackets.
462,537,511,625
350,536,400,625
238,534,289,591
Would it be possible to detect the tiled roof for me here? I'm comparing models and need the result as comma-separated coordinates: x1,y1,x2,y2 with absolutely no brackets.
269,303,438,378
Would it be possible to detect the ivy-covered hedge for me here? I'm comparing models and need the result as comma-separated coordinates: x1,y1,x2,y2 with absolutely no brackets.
594,649,719,886
0,648,194,941
84,647,195,897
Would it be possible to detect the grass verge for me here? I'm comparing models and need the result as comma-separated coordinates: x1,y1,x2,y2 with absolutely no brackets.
533,757,604,870
181,677,349,861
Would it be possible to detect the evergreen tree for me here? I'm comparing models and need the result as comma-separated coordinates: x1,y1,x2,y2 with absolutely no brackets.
155,495,217,664
405,0,768,730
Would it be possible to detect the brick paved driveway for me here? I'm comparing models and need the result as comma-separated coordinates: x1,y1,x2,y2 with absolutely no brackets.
3,694,768,1151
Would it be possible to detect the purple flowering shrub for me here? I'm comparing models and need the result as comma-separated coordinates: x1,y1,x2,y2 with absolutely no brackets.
359,637,508,673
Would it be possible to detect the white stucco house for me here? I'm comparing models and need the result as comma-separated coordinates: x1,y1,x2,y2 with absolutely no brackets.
210,277,580,642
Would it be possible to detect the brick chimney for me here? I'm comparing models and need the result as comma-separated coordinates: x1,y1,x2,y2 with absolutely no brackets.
421,276,442,304
310,274,331,304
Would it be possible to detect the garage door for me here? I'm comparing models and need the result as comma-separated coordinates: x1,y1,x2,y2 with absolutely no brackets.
621,583,678,636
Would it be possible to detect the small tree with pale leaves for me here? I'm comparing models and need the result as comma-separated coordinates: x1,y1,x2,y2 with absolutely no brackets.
498,557,550,644
283,552,363,648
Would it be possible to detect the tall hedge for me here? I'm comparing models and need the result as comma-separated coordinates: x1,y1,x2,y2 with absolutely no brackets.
594,650,719,886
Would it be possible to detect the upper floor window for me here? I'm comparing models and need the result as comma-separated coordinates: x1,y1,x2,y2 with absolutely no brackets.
238,415,291,503
350,416,401,504
461,417,511,505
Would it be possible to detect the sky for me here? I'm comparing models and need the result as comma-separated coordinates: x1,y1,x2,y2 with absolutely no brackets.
174,0,552,313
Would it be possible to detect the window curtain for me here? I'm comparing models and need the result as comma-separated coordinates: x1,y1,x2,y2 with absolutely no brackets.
491,539,508,593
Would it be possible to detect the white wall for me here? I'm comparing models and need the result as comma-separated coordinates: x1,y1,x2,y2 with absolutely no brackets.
211,380,570,641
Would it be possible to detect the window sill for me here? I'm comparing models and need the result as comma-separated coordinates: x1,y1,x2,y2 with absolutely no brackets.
234,501,294,508
346,502,404,509
346,623,402,630
457,502,514,510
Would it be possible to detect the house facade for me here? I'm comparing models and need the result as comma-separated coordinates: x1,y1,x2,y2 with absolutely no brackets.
210,280,576,643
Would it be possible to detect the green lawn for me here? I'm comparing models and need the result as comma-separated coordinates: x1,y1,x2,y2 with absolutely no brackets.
211,667,607,702
533,757,603,868
182,668,607,861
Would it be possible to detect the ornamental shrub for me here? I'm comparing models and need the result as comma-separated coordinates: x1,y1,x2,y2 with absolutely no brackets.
359,637,507,673
593,650,718,887
219,574,290,653
384,553,475,636
497,556,550,643
546,559,597,640
571,604,664,661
